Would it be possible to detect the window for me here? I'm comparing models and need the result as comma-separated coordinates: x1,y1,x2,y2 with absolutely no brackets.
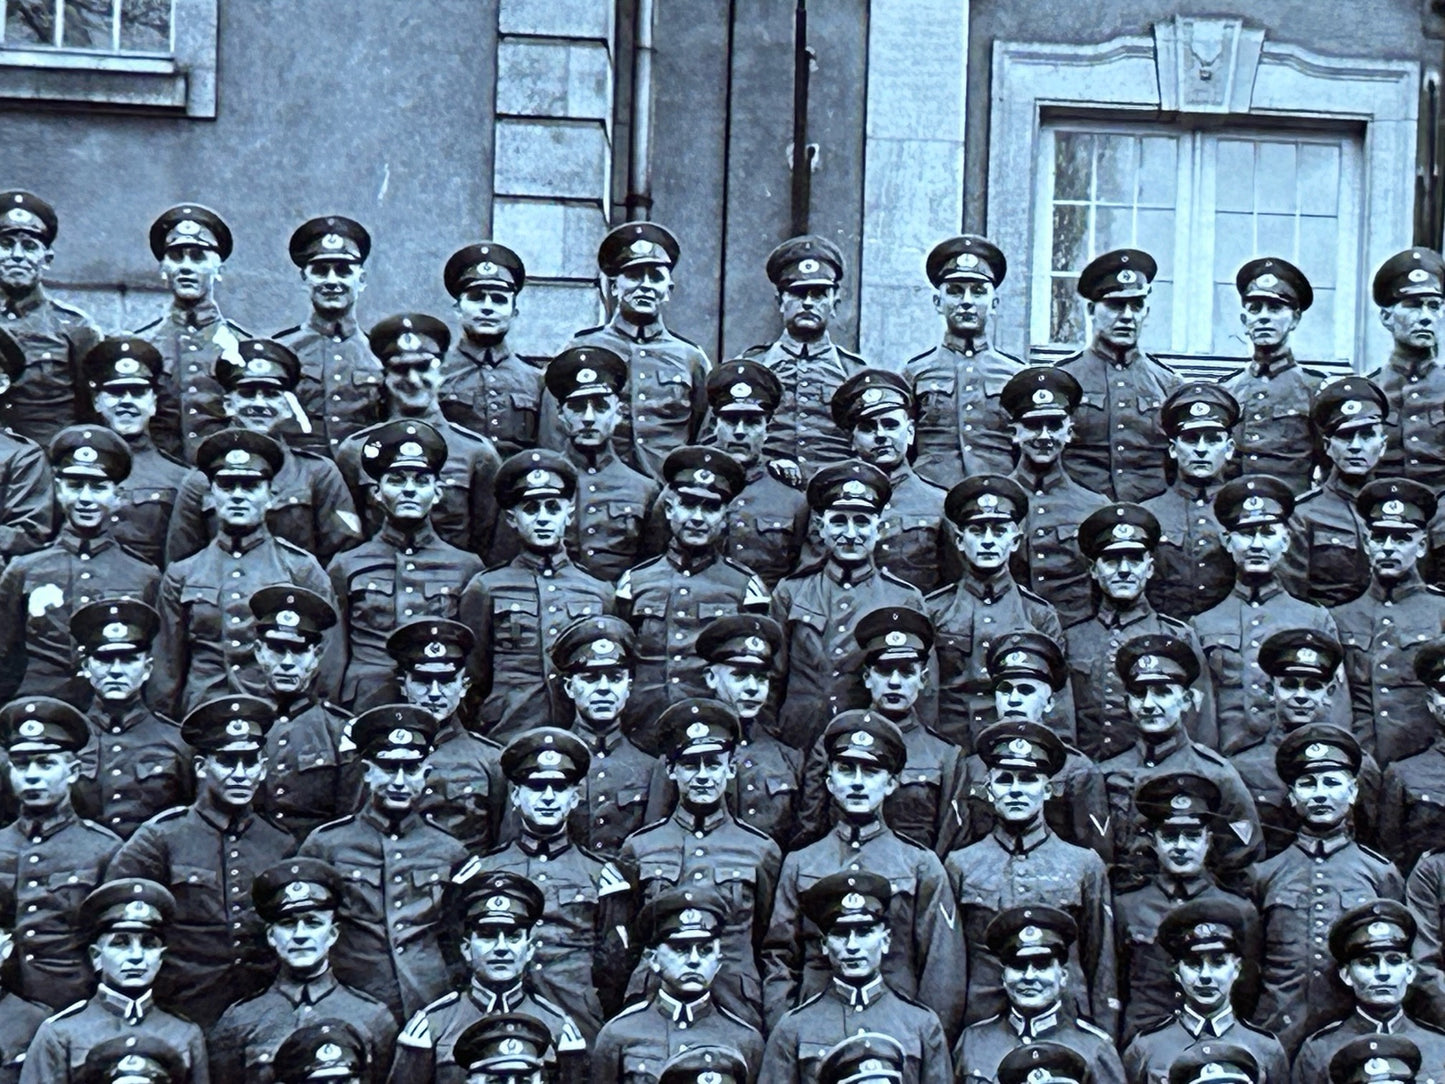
1032,120,1363,366
3,0,171,54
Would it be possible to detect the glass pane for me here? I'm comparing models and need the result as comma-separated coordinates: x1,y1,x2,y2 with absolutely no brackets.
1095,135,1138,205
1050,277,1086,346
1135,209,1175,279
61,0,113,49
1095,205,1134,253
1295,288,1336,361
1298,143,1341,216
1215,141,1256,212
1255,142,1299,215
1298,216,1339,289
1213,211,1255,281
6,1,56,45
1139,280,1173,355
1054,132,1093,201
1211,282,1248,355
1138,137,1179,207
119,0,171,51
1051,205,1089,273
1256,213,1296,258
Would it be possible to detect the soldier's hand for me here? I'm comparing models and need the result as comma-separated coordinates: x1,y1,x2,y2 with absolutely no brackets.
767,458,803,488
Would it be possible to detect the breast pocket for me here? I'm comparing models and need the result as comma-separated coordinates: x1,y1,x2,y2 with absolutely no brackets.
649,371,693,422
349,578,396,629
493,595,540,652
169,864,221,912
1199,630,1243,687
606,499,644,535
916,377,957,429
638,858,682,897
179,584,221,639
509,391,539,431
420,580,461,618
410,866,449,912
935,629,974,680
713,862,758,914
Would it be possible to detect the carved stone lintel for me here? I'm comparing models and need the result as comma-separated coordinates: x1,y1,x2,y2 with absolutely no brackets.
1155,16,1265,114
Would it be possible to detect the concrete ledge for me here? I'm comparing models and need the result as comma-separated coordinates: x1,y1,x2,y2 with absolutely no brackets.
495,117,612,201
497,38,612,123
499,0,613,42
493,197,608,279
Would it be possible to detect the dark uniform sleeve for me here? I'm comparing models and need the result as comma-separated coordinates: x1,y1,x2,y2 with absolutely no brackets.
456,572,494,713
467,442,502,559
0,560,29,702
163,468,212,565
1407,855,1445,1027
934,746,973,859
206,1005,248,1084
0,442,54,560
912,854,969,1042
310,456,364,564
919,1010,954,1084
105,820,171,882
17,1022,65,1084
1079,853,1121,1039
758,1014,802,1084
760,855,804,1031
150,569,191,721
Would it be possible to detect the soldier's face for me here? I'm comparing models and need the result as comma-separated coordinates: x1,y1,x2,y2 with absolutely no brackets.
668,750,736,809
1090,551,1154,602
302,258,365,316
652,936,722,995
986,768,1052,824
935,279,997,336
1001,955,1065,1013
0,230,52,291
1011,415,1073,469
1325,423,1387,477
82,650,153,702
1365,525,1426,581
94,384,158,437
506,496,573,552
464,926,536,984
55,476,120,531
197,749,266,809
664,490,727,549
1241,298,1300,348
704,663,770,719
456,286,517,341
255,639,322,696
225,384,290,433
8,751,80,812
994,677,1055,725
819,510,881,566
863,660,927,716
211,477,272,531
822,921,890,981
611,264,673,323
1272,675,1337,727
778,284,838,340
825,760,898,816
384,355,444,412
1126,682,1196,737
375,468,439,523
1221,522,1289,575
160,244,222,303
1175,949,1241,1013
563,667,631,724
852,409,914,471
1152,823,1210,876
955,520,1021,572
364,757,430,813
267,909,339,971
471,1071,541,1084
1090,295,1149,348
1381,296,1443,352
1342,949,1417,1012
714,411,768,466
558,392,622,449
90,931,165,991
402,669,470,722
1289,768,1357,827
510,779,582,831
1169,428,1234,481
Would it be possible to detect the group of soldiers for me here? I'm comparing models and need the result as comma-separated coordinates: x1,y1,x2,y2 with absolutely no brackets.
1,185,1445,1084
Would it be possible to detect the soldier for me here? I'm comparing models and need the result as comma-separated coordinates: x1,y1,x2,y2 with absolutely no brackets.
617,700,781,1029
1333,479,1445,765
450,1014,556,1084
477,728,630,1034
927,474,1065,749
389,619,506,853
946,720,1117,1034
1279,377,1391,608
0,190,102,447
1056,248,1181,503
273,215,384,457
70,599,192,840
440,242,542,459
0,425,158,706
547,616,660,859
1328,1036,1423,1084
78,1035,186,1084
1253,724,1404,1054
271,1022,369,1084
904,234,1024,488
0,326,53,563
761,711,966,1035
831,369,949,594
297,705,468,1021
390,871,586,1084
1382,638,1445,874
336,314,502,557
208,858,397,1084
0,697,121,1009
1293,901,1445,1084
1166,1046,1260,1084
818,1033,909,1084
1141,382,1239,621
79,337,188,569
591,889,765,1084
541,222,709,479
1122,899,1284,1084
1221,258,1324,495
18,879,207,1084
537,346,660,582
1191,474,1346,758
107,695,295,1027
1001,365,1109,627
135,202,247,461
995,1044,1089,1084
1365,249,1445,491
952,906,1123,1084
459,449,612,744
797,606,969,856
248,586,355,842
773,461,926,748
1066,502,1215,763
1097,634,1262,885
760,871,953,1084
0,884,52,1084
327,419,483,710
164,339,361,566
705,360,809,589
618,446,769,746
1114,778,1260,1044
1407,841,1445,1030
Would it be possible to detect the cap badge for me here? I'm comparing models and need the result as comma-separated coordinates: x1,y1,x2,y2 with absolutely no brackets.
1297,647,1319,665
1368,921,1393,937
1410,269,1431,284
1019,925,1043,943
537,749,562,767
1028,1070,1051,1084
1365,1059,1391,1076
1341,399,1363,415
363,442,380,458
797,258,820,274
102,621,129,642
699,1073,723,1084
117,1056,146,1072
842,480,870,498
1383,499,1405,516
284,881,311,902
277,610,300,628
745,635,766,652
978,493,999,510
629,240,655,258
1032,388,1054,405
486,895,511,912
960,253,980,269
686,721,711,740
1113,523,1137,540
114,357,141,375
73,446,97,463
477,261,498,277
693,468,716,486
176,219,201,236
730,382,751,398
123,901,153,921
316,1043,343,1064
398,441,423,458
850,731,875,748
1256,273,1280,289
226,719,251,737
1008,738,1034,756
842,892,866,910
224,449,252,467
388,728,414,745
591,639,615,655
424,641,447,658
1305,742,1331,759
1139,655,1160,672
862,387,884,404
885,631,908,647
1005,651,1028,667
320,233,345,252
576,367,597,385
498,1037,525,1056
1117,268,1137,285
1243,496,1265,512
396,332,422,352
1171,793,1193,810
1189,401,1211,417
16,720,43,738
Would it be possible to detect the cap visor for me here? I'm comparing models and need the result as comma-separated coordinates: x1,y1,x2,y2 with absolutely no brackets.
939,268,993,282
825,498,880,512
1396,282,1444,298
56,465,113,480
1175,419,1228,433
6,740,66,754
1330,416,1384,434
98,377,154,390
565,384,613,400
831,748,888,767
675,739,730,757
714,403,767,416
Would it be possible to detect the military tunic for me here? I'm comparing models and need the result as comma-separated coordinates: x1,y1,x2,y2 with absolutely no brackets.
439,336,544,459
591,992,765,1084
110,435,188,568
0,428,52,561
259,696,355,843
414,716,506,854
542,443,661,584
1141,480,1236,620
1125,1009,1288,1084
1278,474,1373,608
272,313,385,457
1221,355,1322,495
955,1008,1124,1084
905,339,1024,489
74,699,193,841
1368,350,1445,492
724,464,810,590
1383,741,1445,876
19,989,209,1084
1293,1011,1445,1084
869,467,950,595
1406,851,1445,1027
0,288,102,447
0,993,47,1084
1008,462,1110,629
959,747,1114,862
744,336,868,479
107,801,296,1027
135,300,248,461
297,805,469,1021
564,723,663,862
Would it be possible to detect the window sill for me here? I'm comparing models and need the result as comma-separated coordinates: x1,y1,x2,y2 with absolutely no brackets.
0,48,191,112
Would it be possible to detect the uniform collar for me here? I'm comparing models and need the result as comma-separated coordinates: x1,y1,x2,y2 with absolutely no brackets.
1326,470,1369,498
962,568,1016,603
273,693,319,722
1011,462,1070,494
1357,1006,1408,1034
563,440,620,474
778,332,833,360
1369,571,1426,604
656,988,712,1022
518,829,573,859
1180,1004,1236,1037
610,313,666,343
0,285,43,319
667,541,722,574
470,979,527,1013
942,332,993,355
458,335,515,367
90,697,153,731
96,983,154,1024
194,795,255,836
832,975,884,1008
215,527,269,558
824,560,879,587
1009,1003,1061,1039
992,818,1050,856
514,548,573,575
168,298,222,330
307,311,359,340
360,803,421,836
379,519,440,551
1250,348,1296,378
833,816,887,847
1138,728,1188,764
1295,825,1352,858
1097,597,1154,630
1088,339,1142,369
16,804,78,841
275,966,338,1006
1159,872,1212,901
1171,477,1223,503
1232,576,1284,605
1388,346,1439,380
672,803,730,835
571,718,625,755
58,526,116,556
431,715,469,748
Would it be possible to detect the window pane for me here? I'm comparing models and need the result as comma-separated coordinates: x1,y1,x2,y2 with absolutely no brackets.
1139,281,1173,354
6,2,56,46
1295,288,1336,360
1298,216,1339,289
1213,211,1255,281
1054,132,1093,201
61,0,114,49
1050,277,1086,345
1136,209,1175,279
1298,143,1341,216
1215,141,1256,212
1138,137,1178,206
1255,212,1296,258
1051,205,1089,273
1095,205,1134,253
1211,282,1247,355
119,0,171,52
1255,142,1299,215
1095,135,1138,205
